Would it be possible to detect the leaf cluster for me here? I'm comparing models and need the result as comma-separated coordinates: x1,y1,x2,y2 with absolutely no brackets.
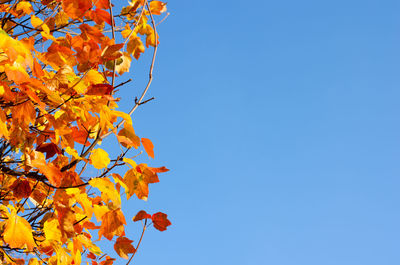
0,0,170,264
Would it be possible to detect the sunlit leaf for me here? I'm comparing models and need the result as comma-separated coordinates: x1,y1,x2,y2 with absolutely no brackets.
90,148,110,169
149,1,167,15
114,237,135,259
3,210,35,250
151,212,171,231
89,178,121,206
98,209,126,240
133,210,151,222
141,137,154,158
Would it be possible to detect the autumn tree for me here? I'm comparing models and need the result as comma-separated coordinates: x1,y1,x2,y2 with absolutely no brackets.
0,0,170,264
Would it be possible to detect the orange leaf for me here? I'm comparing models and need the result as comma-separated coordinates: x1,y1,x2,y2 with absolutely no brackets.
71,127,90,146
79,24,105,42
99,209,126,240
55,203,76,238
31,159,64,187
3,210,35,250
96,0,109,9
149,166,169,173
141,138,154,158
151,212,171,231
101,44,124,61
117,123,140,149
92,8,112,25
62,0,92,20
149,1,167,15
12,100,36,127
114,237,136,259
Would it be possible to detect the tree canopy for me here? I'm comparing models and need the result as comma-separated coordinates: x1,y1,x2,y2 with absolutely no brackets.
0,0,170,264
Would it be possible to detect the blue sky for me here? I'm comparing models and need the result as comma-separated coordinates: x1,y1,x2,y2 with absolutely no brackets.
110,1,400,264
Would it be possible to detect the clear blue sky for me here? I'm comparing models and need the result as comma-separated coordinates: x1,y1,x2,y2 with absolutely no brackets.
110,1,400,264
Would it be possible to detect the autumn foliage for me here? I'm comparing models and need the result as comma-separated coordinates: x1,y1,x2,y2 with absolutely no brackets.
0,0,170,264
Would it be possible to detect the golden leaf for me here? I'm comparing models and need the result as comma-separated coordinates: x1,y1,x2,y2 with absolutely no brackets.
90,148,110,169
89,178,121,206
3,210,35,250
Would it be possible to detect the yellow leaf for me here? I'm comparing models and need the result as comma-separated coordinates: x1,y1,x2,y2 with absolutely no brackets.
31,15,56,41
65,188,94,219
76,234,102,255
55,11,69,27
123,157,137,168
90,148,110,169
85,69,105,85
121,24,132,39
3,210,35,250
65,146,82,160
73,249,81,265
124,168,148,200
113,110,133,125
43,218,62,242
93,204,108,223
16,1,33,15
31,15,45,32
115,54,131,74
89,178,121,206
112,173,129,194
28,258,40,265
127,34,145,60
0,109,9,139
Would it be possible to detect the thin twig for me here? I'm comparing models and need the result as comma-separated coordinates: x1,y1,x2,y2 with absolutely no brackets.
126,219,147,265
102,0,159,139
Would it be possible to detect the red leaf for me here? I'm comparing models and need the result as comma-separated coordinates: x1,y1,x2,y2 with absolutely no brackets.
36,142,62,159
10,179,32,200
133,210,151,222
86,84,114,96
151,212,171,231
87,252,96,259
